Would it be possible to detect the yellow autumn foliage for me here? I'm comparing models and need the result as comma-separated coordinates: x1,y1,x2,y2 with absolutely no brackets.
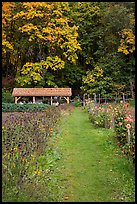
118,29,135,55
12,2,81,64
83,66,103,85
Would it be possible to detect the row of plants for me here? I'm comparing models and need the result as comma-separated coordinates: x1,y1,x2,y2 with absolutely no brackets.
2,107,63,202
87,102,135,163
2,103,50,112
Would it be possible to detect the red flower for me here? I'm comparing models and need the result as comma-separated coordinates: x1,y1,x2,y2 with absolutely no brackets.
108,105,112,109
123,103,130,109
124,116,134,123
126,124,131,129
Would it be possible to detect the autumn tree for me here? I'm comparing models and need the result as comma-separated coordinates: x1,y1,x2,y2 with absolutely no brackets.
2,2,81,87
2,2,15,82
2,2,135,98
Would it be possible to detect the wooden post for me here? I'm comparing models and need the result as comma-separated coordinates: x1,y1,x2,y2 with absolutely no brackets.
110,113,114,129
15,97,18,104
83,94,85,107
94,94,96,106
127,129,131,144
123,93,125,103
99,94,100,105
33,96,35,104
51,96,53,105
104,106,108,128
67,96,69,104
105,95,107,104
63,96,70,104
15,96,22,104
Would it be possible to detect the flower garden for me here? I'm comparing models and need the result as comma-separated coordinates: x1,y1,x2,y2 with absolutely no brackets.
2,101,135,201
2,106,70,201
87,101,135,162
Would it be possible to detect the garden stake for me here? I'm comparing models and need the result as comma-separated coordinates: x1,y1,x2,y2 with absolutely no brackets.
104,106,108,128
127,128,131,144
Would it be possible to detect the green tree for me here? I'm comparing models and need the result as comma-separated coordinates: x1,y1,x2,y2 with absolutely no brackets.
79,2,135,98
69,2,101,68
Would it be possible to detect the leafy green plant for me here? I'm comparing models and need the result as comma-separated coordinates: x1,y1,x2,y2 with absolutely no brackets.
72,96,82,107
73,101,81,107
2,103,50,112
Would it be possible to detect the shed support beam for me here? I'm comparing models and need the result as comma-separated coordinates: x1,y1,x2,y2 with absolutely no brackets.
64,96,69,104
66,96,69,104
15,96,21,104
51,96,53,105
33,96,35,104
15,97,18,104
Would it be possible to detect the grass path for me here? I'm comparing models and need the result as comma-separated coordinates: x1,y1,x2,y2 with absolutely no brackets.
54,107,135,202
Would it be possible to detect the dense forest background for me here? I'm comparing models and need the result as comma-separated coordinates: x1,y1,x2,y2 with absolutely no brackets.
2,2,135,98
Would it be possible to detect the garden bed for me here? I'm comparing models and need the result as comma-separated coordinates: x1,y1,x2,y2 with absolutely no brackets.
2,107,62,202
2,103,50,112
87,102,135,163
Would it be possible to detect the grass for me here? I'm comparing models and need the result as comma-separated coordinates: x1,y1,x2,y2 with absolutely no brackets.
129,99,135,107
54,107,135,202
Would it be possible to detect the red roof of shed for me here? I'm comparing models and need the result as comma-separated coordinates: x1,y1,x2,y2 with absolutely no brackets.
12,88,72,97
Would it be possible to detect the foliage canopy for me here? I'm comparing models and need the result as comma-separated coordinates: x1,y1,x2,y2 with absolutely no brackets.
2,2,135,98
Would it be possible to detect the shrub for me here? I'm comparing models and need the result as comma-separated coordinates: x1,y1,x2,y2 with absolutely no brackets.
2,103,50,112
2,89,14,103
73,100,81,107
72,96,82,107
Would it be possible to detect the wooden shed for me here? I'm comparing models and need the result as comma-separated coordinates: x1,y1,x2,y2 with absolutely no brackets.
12,88,72,105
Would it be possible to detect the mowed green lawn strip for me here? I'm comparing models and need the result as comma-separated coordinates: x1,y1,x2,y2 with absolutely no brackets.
55,107,135,202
